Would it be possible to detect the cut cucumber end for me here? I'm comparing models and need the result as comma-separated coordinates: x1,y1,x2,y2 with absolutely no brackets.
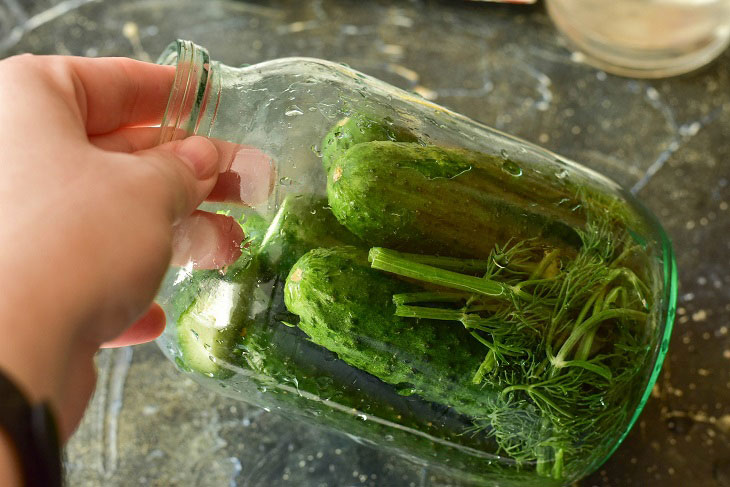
176,280,248,378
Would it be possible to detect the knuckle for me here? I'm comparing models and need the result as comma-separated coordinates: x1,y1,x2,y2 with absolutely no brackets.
1,54,84,110
1,52,38,69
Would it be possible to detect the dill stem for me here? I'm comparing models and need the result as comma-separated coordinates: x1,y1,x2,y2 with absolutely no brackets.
536,449,551,477
533,357,550,377
394,304,497,334
472,351,496,384
576,333,596,362
511,278,556,297
470,331,498,353
553,308,648,367
575,289,607,360
602,286,626,310
500,384,570,417
467,331,524,357
378,251,494,273
611,243,636,267
576,286,630,360
575,289,601,329
551,448,564,480
575,331,597,362
395,305,465,321
392,292,471,305
529,248,560,279
608,267,650,297
369,247,509,297
546,273,574,353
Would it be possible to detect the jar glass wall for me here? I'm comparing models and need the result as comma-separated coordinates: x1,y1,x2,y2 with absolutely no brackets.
154,40,676,486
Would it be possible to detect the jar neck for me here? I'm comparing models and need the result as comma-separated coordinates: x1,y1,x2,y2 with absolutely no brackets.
157,40,222,143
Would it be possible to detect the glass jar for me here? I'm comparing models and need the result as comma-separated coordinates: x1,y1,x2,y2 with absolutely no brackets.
154,40,676,486
546,0,730,78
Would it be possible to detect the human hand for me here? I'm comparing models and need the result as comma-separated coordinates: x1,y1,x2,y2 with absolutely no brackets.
0,54,267,442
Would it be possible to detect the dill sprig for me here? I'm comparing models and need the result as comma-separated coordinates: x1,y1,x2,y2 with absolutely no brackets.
368,205,654,480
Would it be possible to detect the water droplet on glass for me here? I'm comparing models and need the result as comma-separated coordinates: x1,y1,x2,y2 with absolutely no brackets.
501,160,522,177
285,106,304,117
311,145,322,157
174,357,188,371
557,197,572,207
279,176,292,185
425,117,438,126
384,435,394,442
356,413,368,421
500,149,509,160
555,169,568,180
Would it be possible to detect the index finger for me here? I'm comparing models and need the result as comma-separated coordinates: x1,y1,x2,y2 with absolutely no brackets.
66,56,176,135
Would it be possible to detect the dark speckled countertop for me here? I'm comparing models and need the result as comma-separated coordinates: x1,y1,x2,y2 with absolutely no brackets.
2,1,729,486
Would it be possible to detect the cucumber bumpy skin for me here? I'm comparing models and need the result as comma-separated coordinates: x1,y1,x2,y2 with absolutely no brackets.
327,141,584,258
321,113,418,172
284,246,495,419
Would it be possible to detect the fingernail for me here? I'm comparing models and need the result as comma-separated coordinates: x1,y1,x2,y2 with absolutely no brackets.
175,136,218,180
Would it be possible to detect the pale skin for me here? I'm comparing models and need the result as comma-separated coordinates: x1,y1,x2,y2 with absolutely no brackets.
0,54,258,485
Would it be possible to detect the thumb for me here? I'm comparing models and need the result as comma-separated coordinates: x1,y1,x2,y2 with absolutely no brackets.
131,135,219,224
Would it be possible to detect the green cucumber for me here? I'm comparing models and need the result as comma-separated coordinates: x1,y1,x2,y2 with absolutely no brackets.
327,141,584,258
239,211,269,249
321,113,418,172
244,194,364,278
284,246,495,418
